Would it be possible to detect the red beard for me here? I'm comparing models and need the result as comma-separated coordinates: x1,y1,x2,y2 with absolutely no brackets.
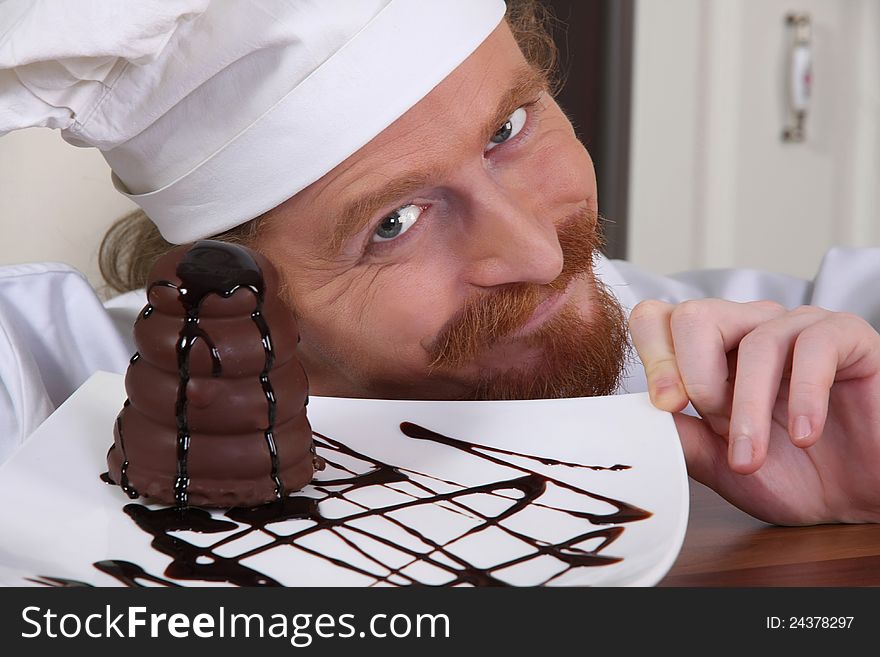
427,208,630,400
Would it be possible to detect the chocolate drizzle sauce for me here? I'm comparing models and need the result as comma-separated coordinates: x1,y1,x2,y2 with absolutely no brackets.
94,560,180,587
85,422,652,587
116,241,284,507
113,400,138,499
27,575,93,587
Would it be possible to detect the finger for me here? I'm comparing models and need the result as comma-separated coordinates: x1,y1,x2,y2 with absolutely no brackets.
674,413,825,526
669,300,786,433
628,300,688,412
672,413,727,487
728,307,829,473
787,313,880,448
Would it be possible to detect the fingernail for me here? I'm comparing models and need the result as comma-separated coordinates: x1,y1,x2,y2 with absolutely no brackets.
792,415,812,441
731,436,753,469
653,379,683,404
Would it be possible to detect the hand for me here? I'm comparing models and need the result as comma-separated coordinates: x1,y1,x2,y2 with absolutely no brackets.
629,299,880,525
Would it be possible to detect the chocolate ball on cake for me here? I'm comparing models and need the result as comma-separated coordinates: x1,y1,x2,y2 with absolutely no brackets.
106,240,319,507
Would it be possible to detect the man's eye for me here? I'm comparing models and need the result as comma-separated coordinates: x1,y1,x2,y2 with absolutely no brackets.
372,204,423,243
485,106,527,151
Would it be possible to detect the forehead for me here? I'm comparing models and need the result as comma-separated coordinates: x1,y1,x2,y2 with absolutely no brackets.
282,22,531,217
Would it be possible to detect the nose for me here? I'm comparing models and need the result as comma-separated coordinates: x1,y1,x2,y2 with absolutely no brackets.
457,169,564,288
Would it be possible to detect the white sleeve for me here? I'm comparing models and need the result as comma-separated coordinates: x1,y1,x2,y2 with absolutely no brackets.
609,259,813,308
612,246,880,329
0,263,131,463
666,246,880,331
808,247,880,331
604,247,880,396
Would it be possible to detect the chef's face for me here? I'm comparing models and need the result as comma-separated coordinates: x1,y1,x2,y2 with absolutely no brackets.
253,22,629,400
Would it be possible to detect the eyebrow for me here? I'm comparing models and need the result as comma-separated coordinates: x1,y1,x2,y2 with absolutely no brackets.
326,65,550,255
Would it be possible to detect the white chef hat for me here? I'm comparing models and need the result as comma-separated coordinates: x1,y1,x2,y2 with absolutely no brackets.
0,0,506,244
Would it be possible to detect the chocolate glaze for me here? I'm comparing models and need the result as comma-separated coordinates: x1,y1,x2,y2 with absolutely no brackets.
106,241,318,508
91,422,651,587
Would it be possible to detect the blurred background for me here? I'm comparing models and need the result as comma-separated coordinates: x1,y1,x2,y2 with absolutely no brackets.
1,0,878,295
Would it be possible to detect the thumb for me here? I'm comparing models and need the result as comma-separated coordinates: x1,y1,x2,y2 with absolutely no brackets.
672,413,728,489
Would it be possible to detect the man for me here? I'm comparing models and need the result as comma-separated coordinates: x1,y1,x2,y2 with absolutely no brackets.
1,0,879,527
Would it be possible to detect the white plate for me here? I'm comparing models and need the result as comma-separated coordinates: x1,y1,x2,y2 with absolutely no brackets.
0,371,688,587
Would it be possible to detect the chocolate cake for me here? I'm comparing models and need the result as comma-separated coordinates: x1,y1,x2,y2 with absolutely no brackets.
106,240,319,507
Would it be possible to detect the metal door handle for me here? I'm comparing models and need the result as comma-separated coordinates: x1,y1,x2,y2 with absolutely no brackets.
783,12,812,142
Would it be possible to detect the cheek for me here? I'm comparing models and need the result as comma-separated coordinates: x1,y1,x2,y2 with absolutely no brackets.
295,262,460,369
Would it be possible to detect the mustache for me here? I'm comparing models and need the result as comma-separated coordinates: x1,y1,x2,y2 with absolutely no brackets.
428,207,602,370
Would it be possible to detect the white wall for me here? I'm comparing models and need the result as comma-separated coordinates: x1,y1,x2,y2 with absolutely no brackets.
0,128,137,295
628,0,880,280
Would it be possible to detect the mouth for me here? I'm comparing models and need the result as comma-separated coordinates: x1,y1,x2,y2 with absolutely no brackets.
506,278,576,341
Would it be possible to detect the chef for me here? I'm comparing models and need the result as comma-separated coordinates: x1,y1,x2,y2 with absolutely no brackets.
1,0,878,525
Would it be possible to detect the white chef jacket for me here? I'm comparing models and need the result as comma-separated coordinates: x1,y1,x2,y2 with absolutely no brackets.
0,247,878,465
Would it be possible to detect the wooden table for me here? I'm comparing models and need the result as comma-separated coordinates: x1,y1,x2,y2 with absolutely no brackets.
658,479,880,586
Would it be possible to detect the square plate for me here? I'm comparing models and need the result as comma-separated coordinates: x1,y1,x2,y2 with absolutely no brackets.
0,372,688,587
